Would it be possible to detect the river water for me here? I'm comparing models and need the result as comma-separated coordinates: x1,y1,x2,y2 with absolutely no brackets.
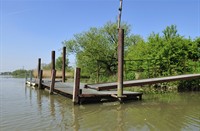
0,76,200,131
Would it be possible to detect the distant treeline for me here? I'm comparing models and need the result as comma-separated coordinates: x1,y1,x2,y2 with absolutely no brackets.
0,72,12,75
11,69,32,78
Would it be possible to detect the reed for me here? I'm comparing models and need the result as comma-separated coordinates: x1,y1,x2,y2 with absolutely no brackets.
33,70,73,78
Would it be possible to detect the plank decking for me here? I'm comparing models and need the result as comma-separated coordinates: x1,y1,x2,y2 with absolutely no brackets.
31,80,143,103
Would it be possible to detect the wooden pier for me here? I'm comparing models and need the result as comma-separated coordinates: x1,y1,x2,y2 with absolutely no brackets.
26,73,200,104
26,80,143,104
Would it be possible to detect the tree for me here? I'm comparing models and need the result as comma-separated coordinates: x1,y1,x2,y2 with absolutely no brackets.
63,21,143,79
126,25,199,77
55,56,69,71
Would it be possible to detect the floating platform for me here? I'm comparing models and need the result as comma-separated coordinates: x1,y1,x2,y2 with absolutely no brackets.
26,80,143,104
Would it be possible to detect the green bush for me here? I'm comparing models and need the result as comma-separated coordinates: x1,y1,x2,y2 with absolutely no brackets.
178,79,200,92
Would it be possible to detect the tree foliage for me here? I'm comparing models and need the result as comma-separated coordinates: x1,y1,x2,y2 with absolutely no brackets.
63,21,143,79
126,25,200,78
62,21,199,87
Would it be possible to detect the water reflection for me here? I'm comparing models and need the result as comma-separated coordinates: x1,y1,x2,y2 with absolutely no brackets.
24,86,200,131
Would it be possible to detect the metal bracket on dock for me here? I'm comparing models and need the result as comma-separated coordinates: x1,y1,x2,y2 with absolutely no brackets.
111,94,127,103
111,94,127,98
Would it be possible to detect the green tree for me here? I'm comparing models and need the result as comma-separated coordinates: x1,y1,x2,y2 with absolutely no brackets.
63,21,142,80
126,25,199,77
55,56,69,71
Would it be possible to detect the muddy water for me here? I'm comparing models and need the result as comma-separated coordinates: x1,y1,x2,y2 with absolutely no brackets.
0,76,199,131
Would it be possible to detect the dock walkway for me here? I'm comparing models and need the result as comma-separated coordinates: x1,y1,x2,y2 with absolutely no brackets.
85,74,200,91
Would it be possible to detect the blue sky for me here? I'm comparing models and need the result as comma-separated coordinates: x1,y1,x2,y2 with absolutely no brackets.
0,0,199,72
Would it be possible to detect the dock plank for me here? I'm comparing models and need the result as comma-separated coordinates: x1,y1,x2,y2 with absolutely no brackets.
85,74,200,91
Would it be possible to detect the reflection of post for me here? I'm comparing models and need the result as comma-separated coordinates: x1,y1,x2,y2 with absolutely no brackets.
50,70,56,95
73,68,81,104
29,85,32,101
37,89,42,113
117,28,124,98
116,105,124,130
72,106,80,131
62,47,66,82
49,95,55,117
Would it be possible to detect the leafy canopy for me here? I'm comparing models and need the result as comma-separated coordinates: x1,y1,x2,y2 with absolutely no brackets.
63,21,143,78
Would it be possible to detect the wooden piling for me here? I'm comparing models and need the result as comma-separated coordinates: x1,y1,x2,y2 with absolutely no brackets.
38,70,43,89
37,58,41,79
51,51,55,71
117,28,124,98
62,47,66,82
50,70,56,95
30,70,33,81
72,68,81,104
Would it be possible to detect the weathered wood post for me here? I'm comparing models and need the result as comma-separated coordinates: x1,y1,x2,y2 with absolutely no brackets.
117,28,124,98
50,69,56,95
51,51,55,72
30,70,33,81
62,47,66,82
37,58,41,79
38,70,43,89
73,68,81,104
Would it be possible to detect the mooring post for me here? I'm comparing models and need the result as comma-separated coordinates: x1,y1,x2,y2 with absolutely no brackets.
62,47,66,82
30,70,33,82
73,68,81,104
51,51,55,72
38,70,43,89
50,69,56,95
117,28,124,98
37,58,41,79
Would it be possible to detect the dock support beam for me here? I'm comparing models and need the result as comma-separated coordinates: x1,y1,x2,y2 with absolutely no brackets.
73,68,81,104
62,47,66,82
117,28,124,98
38,70,43,89
51,51,55,72
37,58,41,79
50,70,56,95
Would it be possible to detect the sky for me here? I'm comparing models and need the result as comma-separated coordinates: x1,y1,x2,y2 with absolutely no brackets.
0,0,200,72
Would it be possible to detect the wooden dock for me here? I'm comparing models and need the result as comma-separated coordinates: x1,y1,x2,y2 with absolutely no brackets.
26,73,200,104
26,80,143,104
85,74,200,91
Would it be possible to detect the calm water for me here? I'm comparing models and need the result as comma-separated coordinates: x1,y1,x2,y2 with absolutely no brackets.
0,76,200,131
